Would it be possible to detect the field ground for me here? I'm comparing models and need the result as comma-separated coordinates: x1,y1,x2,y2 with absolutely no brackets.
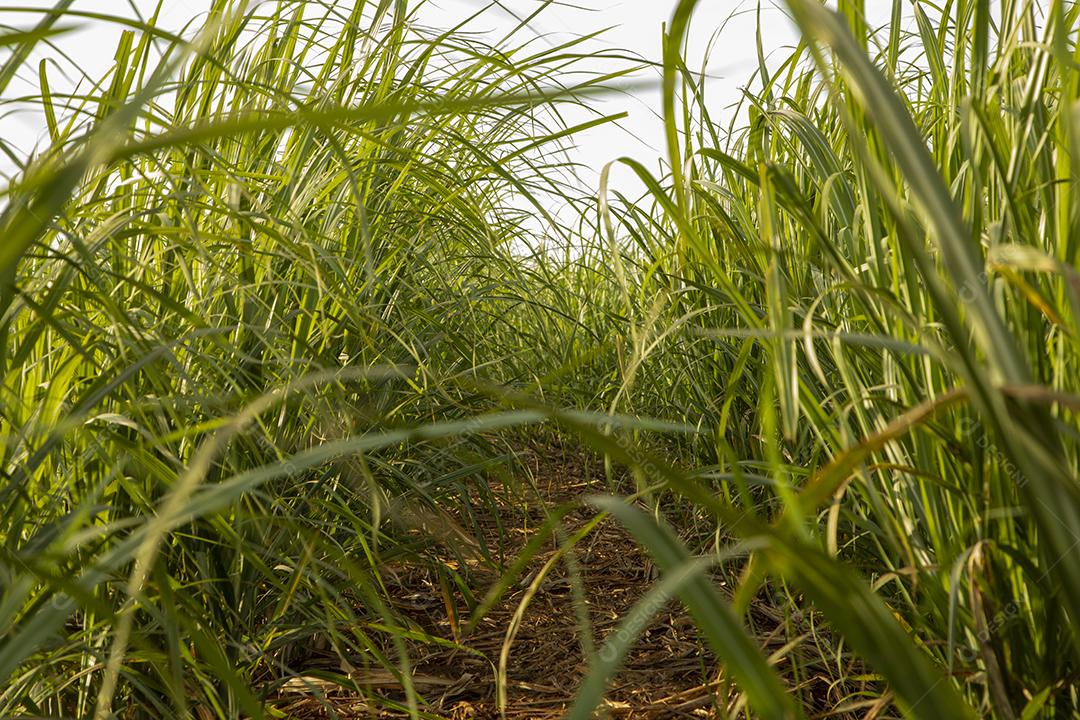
269,443,876,720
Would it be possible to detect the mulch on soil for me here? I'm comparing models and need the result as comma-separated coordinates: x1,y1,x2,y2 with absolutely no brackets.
269,442,867,719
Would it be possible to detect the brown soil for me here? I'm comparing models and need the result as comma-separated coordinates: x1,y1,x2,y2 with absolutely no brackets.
268,441,879,719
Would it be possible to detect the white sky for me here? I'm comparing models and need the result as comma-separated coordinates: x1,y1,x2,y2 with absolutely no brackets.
418,1,801,191
0,0,801,194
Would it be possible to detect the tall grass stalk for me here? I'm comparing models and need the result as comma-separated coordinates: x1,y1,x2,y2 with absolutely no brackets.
580,0,1080,716
0,1,628,716
4,0,1080,718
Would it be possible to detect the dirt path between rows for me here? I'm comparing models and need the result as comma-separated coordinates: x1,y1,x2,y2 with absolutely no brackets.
268,441,866,719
